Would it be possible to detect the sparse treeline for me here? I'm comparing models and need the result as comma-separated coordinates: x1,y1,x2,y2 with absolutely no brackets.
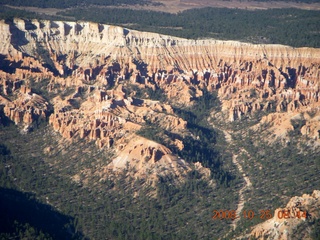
0,80,237,240
1,77,320,239
0,0,154,9
0,124,237,239
57,7,320,48
133,85,234,186
210,109,320,238
1,0,319,8
0,5,319,48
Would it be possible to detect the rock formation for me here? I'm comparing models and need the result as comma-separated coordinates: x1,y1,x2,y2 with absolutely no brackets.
250,190,320,240
109,135,191,184
0,18,319,180
0,80,51,130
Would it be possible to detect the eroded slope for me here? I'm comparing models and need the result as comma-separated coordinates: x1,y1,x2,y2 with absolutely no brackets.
0,18,319,239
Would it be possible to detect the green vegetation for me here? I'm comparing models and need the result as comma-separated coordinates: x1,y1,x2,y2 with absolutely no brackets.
0,6,66,21
0,109,237,239
0,5,319,48
127,84,168,103
0,6,39,20
58,7,320,48
0,0,319,234
1,0,319,8
0,187,80,240
171,91,234,186
135,87,235,186
0,0,154,9
216,118,320,238
311,218,320,240
1,81,319,239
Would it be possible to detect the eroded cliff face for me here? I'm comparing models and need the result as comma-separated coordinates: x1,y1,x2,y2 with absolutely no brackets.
249,190,320,240
0,18,319,181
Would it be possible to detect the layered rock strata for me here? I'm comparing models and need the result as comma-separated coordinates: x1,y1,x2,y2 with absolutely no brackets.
0,18,320,179
109,135,191,184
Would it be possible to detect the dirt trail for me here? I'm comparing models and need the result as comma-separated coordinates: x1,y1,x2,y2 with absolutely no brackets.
231,153,252,230
221,129,252,231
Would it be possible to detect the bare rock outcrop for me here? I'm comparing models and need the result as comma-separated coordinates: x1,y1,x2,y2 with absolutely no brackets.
1,18,319,109
109,135,191,184
1,84,51,129
1,18,320,180
250,190,320,240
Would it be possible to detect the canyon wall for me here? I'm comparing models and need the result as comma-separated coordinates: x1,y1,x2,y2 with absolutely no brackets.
0,18,320,180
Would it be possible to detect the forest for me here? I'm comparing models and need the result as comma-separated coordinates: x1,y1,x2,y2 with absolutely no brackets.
0,0,319,238
0,83,239,239
1,0,319,8
1,74,320,238
0,0,155,9
58,7,320,48
0,123,238,239
0,5,319,48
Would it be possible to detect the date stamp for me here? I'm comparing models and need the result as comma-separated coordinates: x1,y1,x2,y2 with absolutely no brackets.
212,209,307,220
